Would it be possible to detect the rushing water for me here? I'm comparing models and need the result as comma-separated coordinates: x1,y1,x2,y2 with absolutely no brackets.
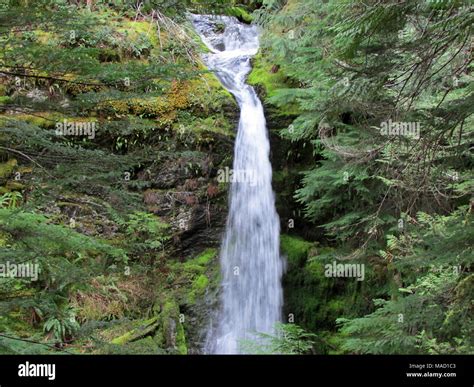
191,15,285,354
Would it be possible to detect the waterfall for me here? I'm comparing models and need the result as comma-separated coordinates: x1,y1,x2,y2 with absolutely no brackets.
192,15,285,354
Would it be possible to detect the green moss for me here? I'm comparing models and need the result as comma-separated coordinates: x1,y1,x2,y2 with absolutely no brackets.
280,234,313,268
153,299,174,343
1,112,63,128
101,72,235,127
305,260,327,280
176,322,188,355
180,248,217,274
248,53,288,98
0,159,17,179
4,181,25,191
180,262,206,275
283,240,381,340
0,312,33,337
193,248,217,266
118,20,159,49
110,330,136,345
192,274,209,293
188,71,235,114
175,114,234,138
154,299,187,354
227,7,253,24
110,316,159,345
34,30,56,45
176,249,216,304
164,248,218,310
248,54,300,115
0,96,11,105
188,274,209,304
0,231,8,247
282,236,349,332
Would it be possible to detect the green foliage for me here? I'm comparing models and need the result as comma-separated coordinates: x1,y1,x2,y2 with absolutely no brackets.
337,207,473,354
258,0,473,243
0,192,22,208
0,0,236,355
0,208,128,347
0,334,54,355
120,211,170,252
43,307,80,342
280,234,313,268
0,0,471,356
240,323,317,354
257,0,473,355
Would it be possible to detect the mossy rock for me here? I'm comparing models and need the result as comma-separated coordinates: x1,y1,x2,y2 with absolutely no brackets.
188,274,209,304
117,20,160,50
248,54,300,115
151,247,219,353
280,234,314,269
283,239,380,335
183,248,217,268
1,112,63,128
0,159,17,179
1,181,25,193
248,53,288,98
193,248,217,265
153,299,187,354
99,80,192,122
110,317,159,345
166,248,217,306
226,7,253,24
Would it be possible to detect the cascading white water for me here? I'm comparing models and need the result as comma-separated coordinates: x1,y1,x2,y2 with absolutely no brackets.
191,15,285,354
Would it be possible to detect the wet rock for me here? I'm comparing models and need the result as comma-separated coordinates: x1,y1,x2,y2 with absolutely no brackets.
173,203,227,257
